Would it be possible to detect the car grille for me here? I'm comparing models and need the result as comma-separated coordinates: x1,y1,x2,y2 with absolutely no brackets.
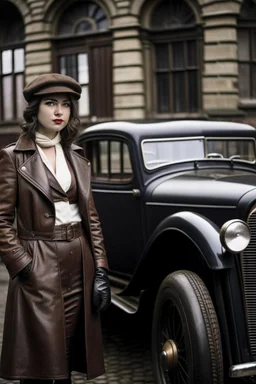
242,207,256,355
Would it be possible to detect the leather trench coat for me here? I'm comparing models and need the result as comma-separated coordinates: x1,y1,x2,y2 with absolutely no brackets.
0,134,109,380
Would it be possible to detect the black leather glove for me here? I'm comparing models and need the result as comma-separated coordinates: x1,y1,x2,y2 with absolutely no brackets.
19,262,32,281
92,267,111,313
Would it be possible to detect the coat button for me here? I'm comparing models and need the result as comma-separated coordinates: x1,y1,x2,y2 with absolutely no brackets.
87,162,91,166
31,232,35,237
44,213,50,218
63,197,68,202
21,166,26,171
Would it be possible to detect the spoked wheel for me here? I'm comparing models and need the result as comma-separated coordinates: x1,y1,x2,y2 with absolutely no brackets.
152,270,223,384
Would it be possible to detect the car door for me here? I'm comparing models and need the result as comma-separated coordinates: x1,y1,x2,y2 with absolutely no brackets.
81,137,145,276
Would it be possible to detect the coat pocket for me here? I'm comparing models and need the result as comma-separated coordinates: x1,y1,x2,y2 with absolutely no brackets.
19,240,38,280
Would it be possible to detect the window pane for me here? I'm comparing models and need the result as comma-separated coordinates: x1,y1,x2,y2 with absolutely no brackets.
239,63,250,98
173,42,185,69
92,142,99,175
155,45,169,70
187,40,197,67
238,29,250,61
78,53,89,84
89,3,97,17
16,74,25,118
60,56,66,75
123,144,132,173
142,139,205,170
252,64,256,98
2,50,12,74
75,20,94,34
14,48,24,72
156,73,169,113
188,71,198,112
66,55,77,79
110,141,120,173
79,85,89,116
56,2,108,36
173,72,185,112
100,141,108,174
252,29,256,60
3,75,13,119
97,18,108,30
151,0,195,29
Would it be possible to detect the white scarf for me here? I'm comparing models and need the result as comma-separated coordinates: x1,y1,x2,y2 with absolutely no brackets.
35,131,61,147
35,131,71,192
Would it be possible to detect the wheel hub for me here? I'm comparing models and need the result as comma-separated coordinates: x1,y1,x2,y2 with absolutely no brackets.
161,339,178,371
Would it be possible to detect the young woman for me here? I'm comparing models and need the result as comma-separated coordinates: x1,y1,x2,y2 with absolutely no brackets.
0,73,111,383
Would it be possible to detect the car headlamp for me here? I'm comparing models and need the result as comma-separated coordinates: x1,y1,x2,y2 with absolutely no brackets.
220,219,250,254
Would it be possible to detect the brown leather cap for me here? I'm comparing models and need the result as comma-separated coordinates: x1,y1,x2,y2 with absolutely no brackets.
23,73,82,102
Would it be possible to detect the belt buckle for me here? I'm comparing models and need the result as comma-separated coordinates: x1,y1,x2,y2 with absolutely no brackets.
66,223,75,241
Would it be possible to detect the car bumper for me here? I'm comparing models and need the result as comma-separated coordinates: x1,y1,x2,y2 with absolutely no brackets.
230,362,256,378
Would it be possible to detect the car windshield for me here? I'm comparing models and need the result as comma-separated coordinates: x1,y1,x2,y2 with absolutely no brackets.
142,137,256,170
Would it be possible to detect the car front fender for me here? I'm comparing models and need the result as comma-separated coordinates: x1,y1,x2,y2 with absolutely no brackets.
155,211,233,270
121,211,234,297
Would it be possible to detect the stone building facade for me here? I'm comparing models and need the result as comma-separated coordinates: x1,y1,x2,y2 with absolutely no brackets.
0,0,255,147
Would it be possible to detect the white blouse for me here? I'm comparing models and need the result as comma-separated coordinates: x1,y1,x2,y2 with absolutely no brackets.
37,143,82,225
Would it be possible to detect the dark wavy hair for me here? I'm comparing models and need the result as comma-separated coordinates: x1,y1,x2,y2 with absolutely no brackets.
20,95,80,148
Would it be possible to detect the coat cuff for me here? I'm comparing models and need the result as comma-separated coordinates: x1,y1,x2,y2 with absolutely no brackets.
7,253,33,279
95,258,109,270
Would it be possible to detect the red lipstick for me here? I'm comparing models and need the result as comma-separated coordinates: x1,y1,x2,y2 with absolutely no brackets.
53,119,63,124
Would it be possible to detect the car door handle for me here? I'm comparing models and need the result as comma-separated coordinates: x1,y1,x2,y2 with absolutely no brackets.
132,189,141,198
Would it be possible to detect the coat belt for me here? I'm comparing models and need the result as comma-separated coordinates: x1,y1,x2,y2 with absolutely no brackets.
18,222,83,241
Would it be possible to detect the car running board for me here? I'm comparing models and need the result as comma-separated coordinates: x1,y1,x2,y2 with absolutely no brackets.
110,286,140,314
109,273,142,314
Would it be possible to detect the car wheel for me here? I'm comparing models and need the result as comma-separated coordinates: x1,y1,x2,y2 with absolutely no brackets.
152,270,223,384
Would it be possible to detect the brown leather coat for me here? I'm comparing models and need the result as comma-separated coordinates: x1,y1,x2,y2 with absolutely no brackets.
0,135,109,380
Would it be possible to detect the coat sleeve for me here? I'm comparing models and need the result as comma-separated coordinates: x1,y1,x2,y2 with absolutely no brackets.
88,188,109,270
0,148,33,279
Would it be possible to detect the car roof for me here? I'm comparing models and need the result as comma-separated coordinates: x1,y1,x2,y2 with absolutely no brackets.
80,120,256,141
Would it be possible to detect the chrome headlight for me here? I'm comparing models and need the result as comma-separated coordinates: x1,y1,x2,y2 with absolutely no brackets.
220,219,251,253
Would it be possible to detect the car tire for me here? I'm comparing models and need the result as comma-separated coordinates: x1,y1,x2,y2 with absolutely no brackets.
152,270,223,384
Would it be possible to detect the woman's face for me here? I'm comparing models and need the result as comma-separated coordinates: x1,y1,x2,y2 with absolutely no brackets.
37,93,71,139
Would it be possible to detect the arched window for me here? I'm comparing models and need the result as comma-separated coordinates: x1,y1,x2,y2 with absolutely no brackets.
0,1,25,121
53,1,112,119
142,0,201,115
238,0,256,102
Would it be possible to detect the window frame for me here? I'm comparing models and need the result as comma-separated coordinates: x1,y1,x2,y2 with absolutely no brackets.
80,138,133,184
52,32,113,119
141,24,203,118
0,40,25,123
238,21,256,105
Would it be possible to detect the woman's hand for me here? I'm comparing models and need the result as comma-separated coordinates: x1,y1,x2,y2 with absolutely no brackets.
92,267,111,313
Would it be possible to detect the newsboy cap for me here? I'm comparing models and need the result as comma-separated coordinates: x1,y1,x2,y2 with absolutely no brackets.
23,73,82,102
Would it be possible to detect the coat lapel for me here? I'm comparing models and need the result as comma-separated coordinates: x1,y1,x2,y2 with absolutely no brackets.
14,136,88,206
65,147,91,221
17,151,53,203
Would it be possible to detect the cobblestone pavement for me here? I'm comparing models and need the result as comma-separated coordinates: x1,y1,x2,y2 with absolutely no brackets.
0,266,155,384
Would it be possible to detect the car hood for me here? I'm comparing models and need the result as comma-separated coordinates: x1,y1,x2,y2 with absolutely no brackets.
148,169,256,206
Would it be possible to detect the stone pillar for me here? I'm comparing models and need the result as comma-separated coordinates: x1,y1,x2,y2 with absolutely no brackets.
112,8,145,120
201,0,243,117
24,0,52,84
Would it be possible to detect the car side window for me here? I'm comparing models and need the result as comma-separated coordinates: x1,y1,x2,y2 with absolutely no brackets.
82,139,133,183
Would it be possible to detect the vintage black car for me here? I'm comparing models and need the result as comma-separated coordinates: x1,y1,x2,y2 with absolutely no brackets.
77,120,256,384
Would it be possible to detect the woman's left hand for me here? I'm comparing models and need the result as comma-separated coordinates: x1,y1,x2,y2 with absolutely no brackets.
92,267,111,313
